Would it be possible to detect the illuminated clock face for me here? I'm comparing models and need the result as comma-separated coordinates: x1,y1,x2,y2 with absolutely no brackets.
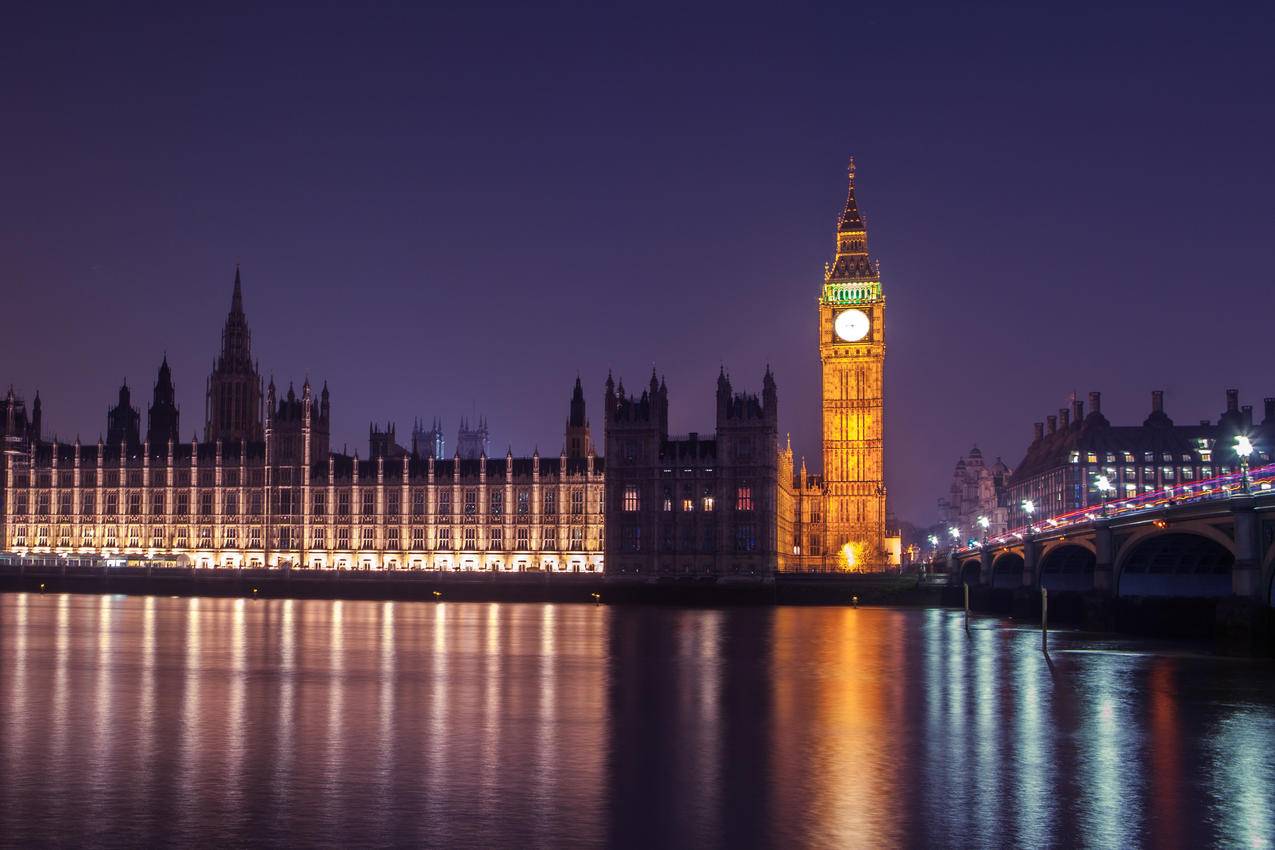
834,309,871,342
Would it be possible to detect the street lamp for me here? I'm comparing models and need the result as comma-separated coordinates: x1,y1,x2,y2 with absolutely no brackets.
1235,434,1254,494
977,515,990,545
1021,499,1035,533
1095,474,1114,517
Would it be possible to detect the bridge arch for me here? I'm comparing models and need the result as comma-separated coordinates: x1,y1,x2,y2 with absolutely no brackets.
959,558,982,586
1116,531,1235,598
1038,544,1096,592
991,551,1024,589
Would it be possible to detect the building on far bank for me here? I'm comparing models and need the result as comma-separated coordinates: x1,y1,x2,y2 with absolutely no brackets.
1007,390,1275,528
602,368,785,575
2,270,604,572
937,446,1013,539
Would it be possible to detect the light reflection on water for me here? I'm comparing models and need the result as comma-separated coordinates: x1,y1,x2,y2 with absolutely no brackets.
0,594,1272,849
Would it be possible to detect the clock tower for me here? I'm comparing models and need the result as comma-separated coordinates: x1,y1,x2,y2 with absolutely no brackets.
819,158,886,569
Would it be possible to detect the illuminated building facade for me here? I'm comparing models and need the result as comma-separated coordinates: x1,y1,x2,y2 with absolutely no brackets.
814,159,890,568
938,446,1013,538
1008,390,1275,527
2,271,604,572
602,368,786,574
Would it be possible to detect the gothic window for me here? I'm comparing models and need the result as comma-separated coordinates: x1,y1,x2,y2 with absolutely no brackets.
412,490,426,518
437,490,452,517
337,528,350,549
463,526,477,549
569,526,584,550
570,489,583,515
735,485,754,512
250,527,262,548
620,525,637,552
662,487,673,512
491,527,504,549
224,492,238,516
543,490,557,515
623,485,640,512
701,524,716,553
224,469,238,487
312,491,325,516
223,527,238,548
386,491,401,518
312,527,325,549
489,490,503,517
387,527,400,549
80,493,94,515
361,527,374,549
734,524,757,553
249,492,262,516
437,527,452,549
129,526,142,548
59,492,72,515
199,526,212,548
361,489,375,519
516,527,529,550
516,489,530,515
129,492,143,515
463,489,477,516
152,492,165,516
661,524,673,551
542,526,557,550
681,485,694,512
411,528,425,549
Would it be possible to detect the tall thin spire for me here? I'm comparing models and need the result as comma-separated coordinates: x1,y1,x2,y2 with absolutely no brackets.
231,264,244,315
838,156,864,232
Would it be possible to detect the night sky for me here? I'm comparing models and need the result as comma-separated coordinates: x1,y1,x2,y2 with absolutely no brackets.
3,2,1272,524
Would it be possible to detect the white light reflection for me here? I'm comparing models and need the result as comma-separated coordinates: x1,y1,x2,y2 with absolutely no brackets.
178,597,202,837
226,598,247,815
1208,711,1274,849
1079,662,1140,847
1012,627,1053,846
324,600,346,807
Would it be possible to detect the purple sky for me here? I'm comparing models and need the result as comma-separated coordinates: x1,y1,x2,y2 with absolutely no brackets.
3,2,1272,524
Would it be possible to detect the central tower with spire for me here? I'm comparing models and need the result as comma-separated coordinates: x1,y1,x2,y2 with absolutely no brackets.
205,266,264,443
818,158,887,569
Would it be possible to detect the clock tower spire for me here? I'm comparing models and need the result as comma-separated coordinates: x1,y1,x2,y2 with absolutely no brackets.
818,157,887,569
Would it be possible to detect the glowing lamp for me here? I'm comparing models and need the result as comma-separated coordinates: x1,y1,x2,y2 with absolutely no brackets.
1235,435,1254,459
1021,499,1035,516
977,516,990,530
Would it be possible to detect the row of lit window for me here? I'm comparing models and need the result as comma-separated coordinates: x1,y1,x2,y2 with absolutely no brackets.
11,524,598,552
623,484,753,512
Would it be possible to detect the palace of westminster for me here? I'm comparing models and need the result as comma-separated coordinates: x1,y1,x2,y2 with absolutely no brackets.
1,166,900,573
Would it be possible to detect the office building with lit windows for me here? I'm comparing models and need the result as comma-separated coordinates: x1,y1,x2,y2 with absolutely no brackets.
1007,389,1274,528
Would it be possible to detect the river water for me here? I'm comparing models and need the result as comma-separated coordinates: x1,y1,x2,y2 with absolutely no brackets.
0,593,1271,849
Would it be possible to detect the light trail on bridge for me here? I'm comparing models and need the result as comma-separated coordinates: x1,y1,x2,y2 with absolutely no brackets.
949,462,1275,557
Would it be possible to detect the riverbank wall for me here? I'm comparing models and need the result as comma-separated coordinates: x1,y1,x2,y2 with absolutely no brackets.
958,584,1275,656
0,564,943,607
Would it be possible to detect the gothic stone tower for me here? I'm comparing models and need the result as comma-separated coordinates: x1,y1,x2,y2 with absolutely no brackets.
205,266,264,443
819,158,886,568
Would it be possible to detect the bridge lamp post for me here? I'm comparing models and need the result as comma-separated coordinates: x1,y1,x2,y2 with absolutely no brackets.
1021,499,1035,534
948,526,960,552
1235,435,1254,494
977,515,990,545
1095,474,1114,518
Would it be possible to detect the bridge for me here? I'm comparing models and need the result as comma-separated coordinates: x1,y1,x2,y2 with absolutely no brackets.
928,463,1275,606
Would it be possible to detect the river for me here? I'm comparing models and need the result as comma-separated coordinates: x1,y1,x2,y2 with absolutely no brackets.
0,593,1271,848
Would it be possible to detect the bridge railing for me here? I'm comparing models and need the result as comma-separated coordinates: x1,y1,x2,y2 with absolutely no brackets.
947,461,1275,557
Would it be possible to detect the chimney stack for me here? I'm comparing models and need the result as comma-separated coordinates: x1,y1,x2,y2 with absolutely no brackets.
1151,390,1164,413
1226,388,1239,412
1058,408,1069,430
1047,415,1057,435
1033,422,1044,441
1242,405,1253,427
1264,398,1275,425
1088,391,1101,416
1072,398,1084,423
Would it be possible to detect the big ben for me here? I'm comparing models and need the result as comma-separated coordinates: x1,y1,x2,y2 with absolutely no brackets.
819,158,887,569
